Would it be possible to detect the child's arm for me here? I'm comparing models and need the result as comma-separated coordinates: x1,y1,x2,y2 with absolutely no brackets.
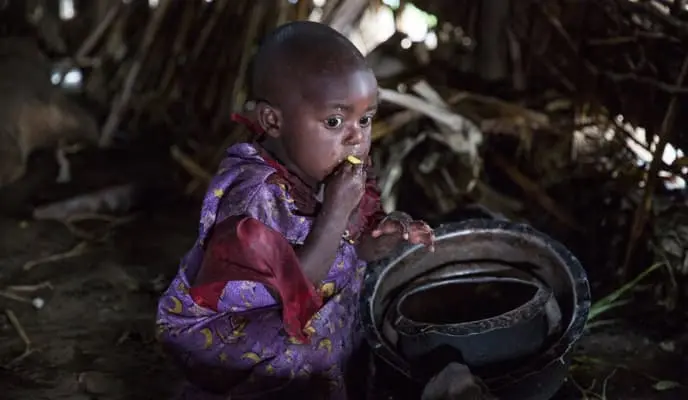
297,203,351,284
298,162,367,284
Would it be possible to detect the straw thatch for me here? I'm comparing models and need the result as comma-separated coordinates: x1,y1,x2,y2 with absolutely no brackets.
2,0,688,298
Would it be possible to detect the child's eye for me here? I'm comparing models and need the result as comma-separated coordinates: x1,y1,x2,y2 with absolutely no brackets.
325,116,343,129
359,115,373,128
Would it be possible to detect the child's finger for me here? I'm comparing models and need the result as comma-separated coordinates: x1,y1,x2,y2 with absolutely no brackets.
411,233,435,252
408,230,432,245
409,221,433,236
372,220,406,238
375,212,411,237
427,232,436,251
408,222,435,249
371,223,392,238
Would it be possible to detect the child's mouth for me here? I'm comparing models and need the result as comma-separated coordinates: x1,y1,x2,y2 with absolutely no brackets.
324,155,367,179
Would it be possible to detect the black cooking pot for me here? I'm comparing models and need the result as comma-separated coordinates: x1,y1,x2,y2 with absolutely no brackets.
392,275,553,373
360,219,591,400
390,260,565,349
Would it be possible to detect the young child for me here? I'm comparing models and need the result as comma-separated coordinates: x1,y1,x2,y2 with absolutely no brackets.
156,21,434,399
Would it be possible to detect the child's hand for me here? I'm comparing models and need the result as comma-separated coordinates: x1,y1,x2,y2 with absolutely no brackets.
324,161,366,216
371,211,435,251
356,212,434,262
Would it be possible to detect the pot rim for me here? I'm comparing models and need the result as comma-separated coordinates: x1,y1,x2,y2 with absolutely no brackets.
360,219,591,388
393,275,552,336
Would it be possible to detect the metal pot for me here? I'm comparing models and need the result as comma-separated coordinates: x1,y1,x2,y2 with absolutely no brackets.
360,219,591,400
391,276,553,374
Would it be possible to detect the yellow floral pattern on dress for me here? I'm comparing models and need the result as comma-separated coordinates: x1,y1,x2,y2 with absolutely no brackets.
318,282,336,299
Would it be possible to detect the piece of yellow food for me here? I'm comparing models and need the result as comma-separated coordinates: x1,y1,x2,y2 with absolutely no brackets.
346,155,362,165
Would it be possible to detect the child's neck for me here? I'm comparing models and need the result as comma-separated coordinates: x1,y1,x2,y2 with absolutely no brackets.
259,138,320,191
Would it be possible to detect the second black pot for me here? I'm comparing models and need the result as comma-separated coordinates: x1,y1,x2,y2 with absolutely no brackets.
391,275,554,376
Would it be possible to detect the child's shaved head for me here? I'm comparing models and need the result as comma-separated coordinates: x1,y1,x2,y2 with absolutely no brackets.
250,21,369,105
248,21,378,187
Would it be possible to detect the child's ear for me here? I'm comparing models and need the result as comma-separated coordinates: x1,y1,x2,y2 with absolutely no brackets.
256,103,282,138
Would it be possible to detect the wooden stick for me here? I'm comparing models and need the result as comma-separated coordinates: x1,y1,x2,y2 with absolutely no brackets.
0,291,33,305
320,0,341,23
22,242,90,271
621,53,688,279
99,0,172,147
297,0,310,20
5,282,53,293
212,0,266,133
327,0,368,34
379,88,476,132
4,310,33,367
190,0,230,62
158,2,197,97
75,2,122,62
185,125,245,195
170,145,213,183
491,152,584,233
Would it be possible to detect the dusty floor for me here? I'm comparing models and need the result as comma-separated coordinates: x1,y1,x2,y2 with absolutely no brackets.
0,204,686,400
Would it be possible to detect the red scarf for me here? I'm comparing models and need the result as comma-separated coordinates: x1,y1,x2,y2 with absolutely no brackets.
191,216,321,342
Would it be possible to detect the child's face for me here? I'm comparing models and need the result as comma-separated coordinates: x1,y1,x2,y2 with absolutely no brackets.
276,68,378,183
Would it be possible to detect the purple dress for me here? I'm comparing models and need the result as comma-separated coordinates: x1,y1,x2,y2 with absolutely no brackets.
156,143,370,399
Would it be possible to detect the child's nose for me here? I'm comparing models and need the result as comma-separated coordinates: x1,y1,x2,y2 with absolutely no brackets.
344,125,364,145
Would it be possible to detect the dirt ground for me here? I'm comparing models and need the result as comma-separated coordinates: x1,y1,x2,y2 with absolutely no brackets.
0,202,686,400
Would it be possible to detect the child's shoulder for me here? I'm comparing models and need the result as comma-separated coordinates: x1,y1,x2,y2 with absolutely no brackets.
205,142,290,211
208,143,277,189
202,143,306,240
215,143,272,176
